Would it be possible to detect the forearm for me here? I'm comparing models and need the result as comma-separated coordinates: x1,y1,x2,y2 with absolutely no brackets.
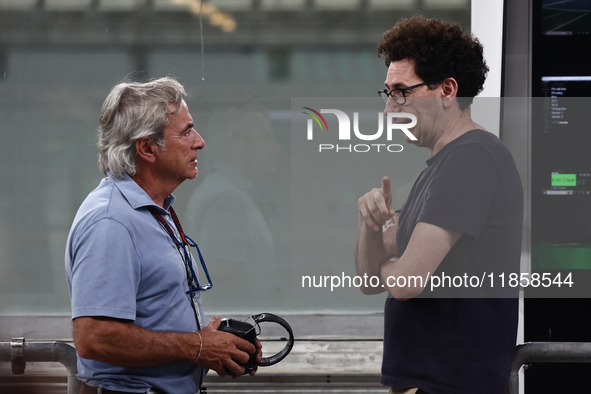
355,213,386,294
73,317,198,368
379,222,462,300
380,256,423,300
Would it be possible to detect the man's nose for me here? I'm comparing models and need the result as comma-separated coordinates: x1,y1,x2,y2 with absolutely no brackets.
193,130,205,149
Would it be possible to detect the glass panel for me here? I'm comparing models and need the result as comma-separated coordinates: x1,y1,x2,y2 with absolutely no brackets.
0,0,471,316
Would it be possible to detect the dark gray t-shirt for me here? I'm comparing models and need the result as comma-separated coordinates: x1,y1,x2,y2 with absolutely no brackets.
381,130,523,394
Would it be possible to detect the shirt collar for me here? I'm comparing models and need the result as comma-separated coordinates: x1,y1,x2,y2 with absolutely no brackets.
108,172,176,213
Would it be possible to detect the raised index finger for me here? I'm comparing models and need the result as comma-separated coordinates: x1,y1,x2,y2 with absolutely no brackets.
382,176,396,217
381,176,392,199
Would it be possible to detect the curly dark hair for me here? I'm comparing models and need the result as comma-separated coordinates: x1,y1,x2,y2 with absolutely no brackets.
377,16,488,110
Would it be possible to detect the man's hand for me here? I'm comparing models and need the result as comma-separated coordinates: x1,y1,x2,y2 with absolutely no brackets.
228,338,263,378
196,316,258,378
248,339,263,377
355,176,397,295
358,176,397,232
72,315,261,377
382,212,400,258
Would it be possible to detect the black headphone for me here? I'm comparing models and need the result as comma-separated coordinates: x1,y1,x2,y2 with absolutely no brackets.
218,313,294,373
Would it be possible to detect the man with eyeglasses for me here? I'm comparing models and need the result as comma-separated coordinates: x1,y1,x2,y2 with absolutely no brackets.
65,77,261,394
355,16,523,394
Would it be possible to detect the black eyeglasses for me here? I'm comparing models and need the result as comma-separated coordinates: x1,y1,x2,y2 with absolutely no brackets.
378,82,431,105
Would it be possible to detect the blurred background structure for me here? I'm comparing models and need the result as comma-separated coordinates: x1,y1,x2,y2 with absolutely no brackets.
0,0,469,316
0,1,471,392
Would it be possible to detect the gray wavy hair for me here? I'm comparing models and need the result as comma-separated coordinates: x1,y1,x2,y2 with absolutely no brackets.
97,77,187,178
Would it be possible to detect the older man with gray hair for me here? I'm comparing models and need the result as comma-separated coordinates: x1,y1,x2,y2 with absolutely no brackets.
65,77,261,394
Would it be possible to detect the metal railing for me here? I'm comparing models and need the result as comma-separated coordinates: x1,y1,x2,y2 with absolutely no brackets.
508,342,591,394
0,338,80,394
3,338,591,394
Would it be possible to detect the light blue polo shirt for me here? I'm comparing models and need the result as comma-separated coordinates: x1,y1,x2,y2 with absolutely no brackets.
65,173,205,394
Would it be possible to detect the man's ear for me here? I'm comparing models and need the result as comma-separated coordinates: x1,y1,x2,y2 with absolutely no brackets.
441,77,459,108
136,137,157,165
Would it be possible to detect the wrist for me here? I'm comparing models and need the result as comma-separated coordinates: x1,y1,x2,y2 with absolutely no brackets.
192,331,202,363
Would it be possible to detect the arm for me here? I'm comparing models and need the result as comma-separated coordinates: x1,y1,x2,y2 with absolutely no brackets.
70,219,260,377
73,315,260,377
379,222,461,300
355,177,397,295
380,144,505,299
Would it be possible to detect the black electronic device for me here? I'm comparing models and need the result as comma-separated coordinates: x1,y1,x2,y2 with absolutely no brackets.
218,313,294,374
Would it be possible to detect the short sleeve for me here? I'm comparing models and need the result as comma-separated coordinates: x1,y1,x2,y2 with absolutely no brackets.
418,145,500,239
70,218,141,320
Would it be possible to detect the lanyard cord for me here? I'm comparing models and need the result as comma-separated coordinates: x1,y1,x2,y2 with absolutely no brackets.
147,206,202,329
148,206,188,246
